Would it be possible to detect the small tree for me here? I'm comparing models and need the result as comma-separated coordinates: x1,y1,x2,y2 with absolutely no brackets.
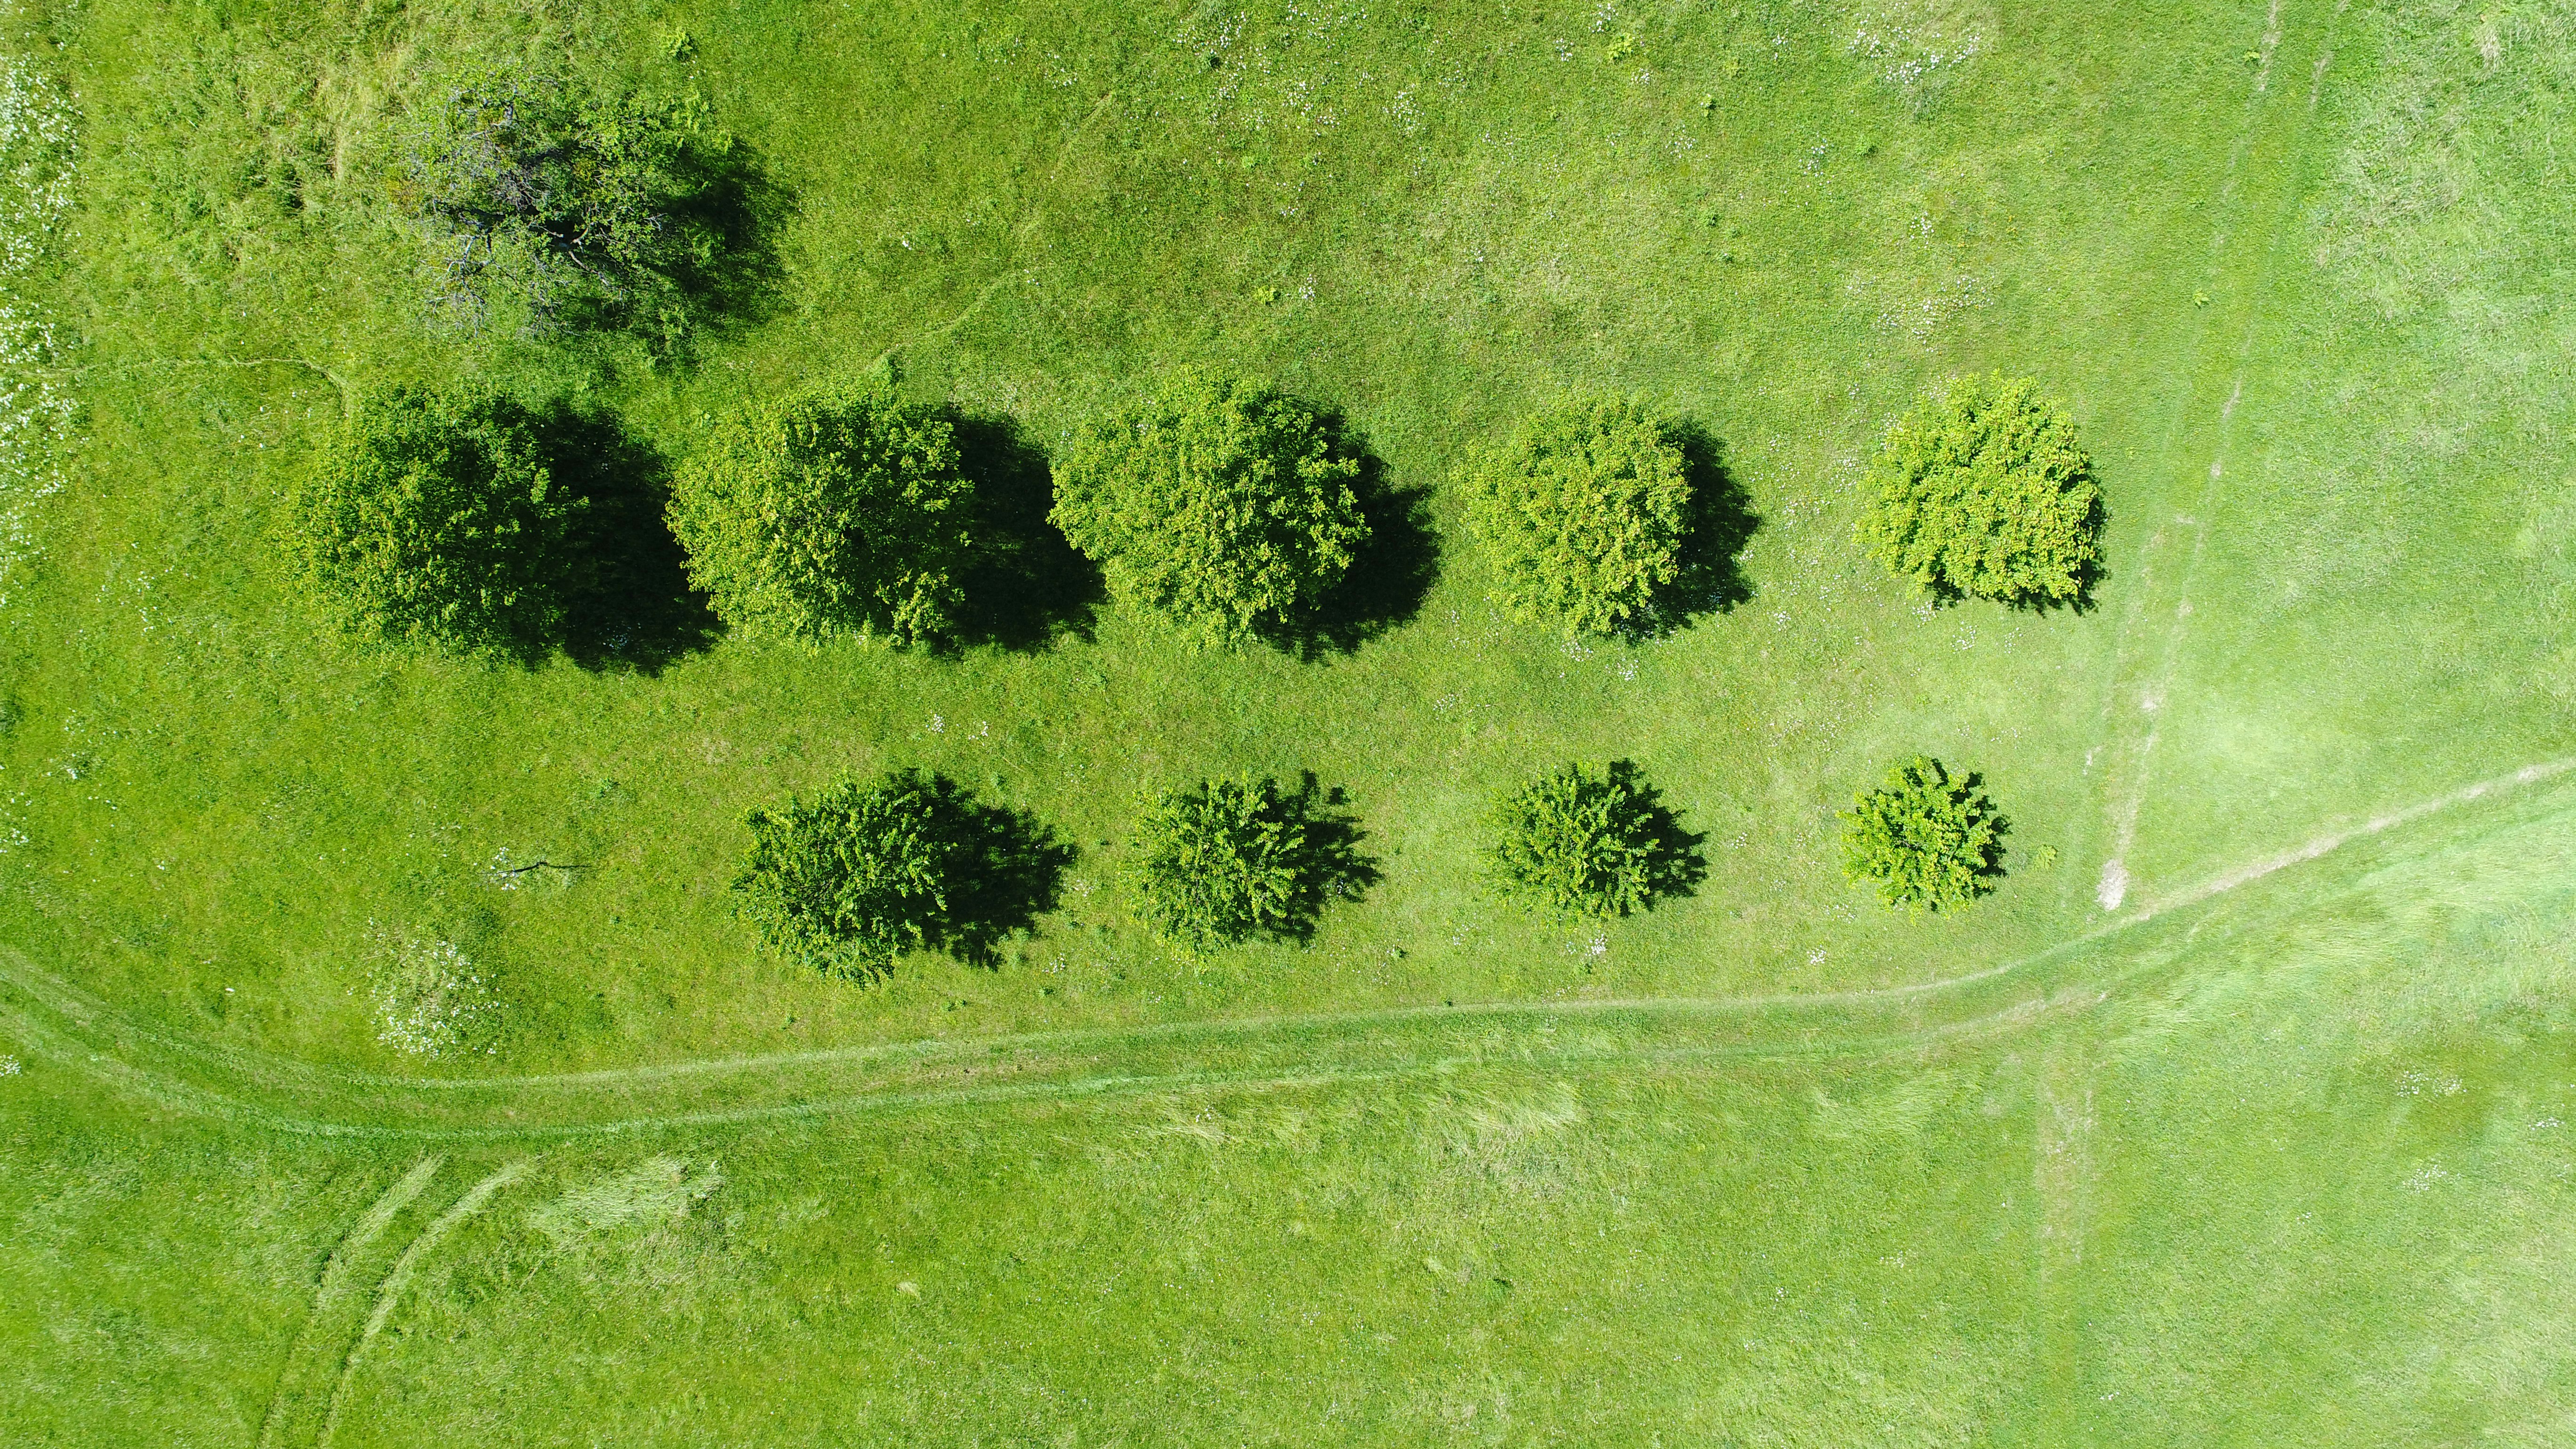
1838,755,2006,911
1859,374,2101,606
733,770,1067,976
1460,395,1693,638
667,378,975,647
1128,774,1373,953
289,384,587,657
1050,370,1366,646
394,66,703,339
1484,760,1693,919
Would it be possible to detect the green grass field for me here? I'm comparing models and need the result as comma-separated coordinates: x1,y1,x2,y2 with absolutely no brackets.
6,0,2576,1441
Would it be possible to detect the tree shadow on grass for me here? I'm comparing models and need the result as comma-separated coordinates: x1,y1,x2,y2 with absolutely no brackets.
1266,772,1385,943
917,774,1080,967
533,404,719,673
945,411,1104,652
1597,759,1710,915
1644,423,1760,635
662,137,795,344
1262,413,1441,660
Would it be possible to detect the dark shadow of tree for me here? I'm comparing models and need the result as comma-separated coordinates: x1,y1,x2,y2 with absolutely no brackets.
915,774,1079,966
1642,422,1759,635
1261,412,1441,659
661,136,794,344
1264,772,1385,942
945,411,1104,652
1608,758,1709,913
1960,768,2012,894
531,404,719,673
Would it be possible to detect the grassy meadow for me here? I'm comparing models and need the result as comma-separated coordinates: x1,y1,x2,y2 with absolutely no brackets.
4,0,2576,1441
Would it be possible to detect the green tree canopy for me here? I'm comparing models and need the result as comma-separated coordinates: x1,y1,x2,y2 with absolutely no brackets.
1859,373,2101,606
1128,774,1376,954
1460,395,1693,639
288,384,587,658
1484,760,1699,919
394,65,710,340
667,378,976,647
733,770,1071,976
1050,370,1367,647
1838,755,2006,911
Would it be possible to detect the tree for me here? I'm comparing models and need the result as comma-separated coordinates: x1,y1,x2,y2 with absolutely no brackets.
394,65,707,340
1459,395,1693,638
1859,373,2101,606
288,384,588,658
733,770,1071,976
1484,760,1699,919
1127,774,1376,953
1838,755,2006,911
666,378,976,647
1050,370,1367,646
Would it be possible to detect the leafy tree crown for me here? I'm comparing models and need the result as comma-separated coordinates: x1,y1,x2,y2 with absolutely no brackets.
1484,760,1682,919
288,384,586,658
1460,395,1694,638
1859,373,2101,605
1837,755,2006,911
667,378,974,647
1128,775,1368,954
394,67,705,340
1050,370,1366,647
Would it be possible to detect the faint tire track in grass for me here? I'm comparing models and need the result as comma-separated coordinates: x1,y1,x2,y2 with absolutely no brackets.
2088,0,2349,912
253,1155,444,1449
870,88,1120,373
315,1159,536,1449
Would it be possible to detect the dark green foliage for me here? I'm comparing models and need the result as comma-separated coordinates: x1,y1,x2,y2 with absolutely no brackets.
1460,396,1693,638
1838,755,2007,911
666,378,976,647
1484,760,1702,919
393,65,713,342
1127,774,1378,953
1051,370,1368,647
733,770,1072,977
1859,374,2103,606
287,384,588,658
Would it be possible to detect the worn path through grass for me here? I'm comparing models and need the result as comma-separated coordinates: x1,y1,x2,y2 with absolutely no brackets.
11,748,2574,1143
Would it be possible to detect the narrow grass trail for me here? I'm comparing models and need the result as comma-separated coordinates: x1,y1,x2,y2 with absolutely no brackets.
2047,1,2354,1428
7,748,2571,1145
2090,0,2349,917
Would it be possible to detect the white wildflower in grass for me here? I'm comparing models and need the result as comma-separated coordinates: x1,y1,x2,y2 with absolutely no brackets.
0,50,76,613
2401,1164,2450,1192
1848,0,1987,91
366,925,503,1056
0,1054,19,1075
2394,1069,2464,1096
0,55,77,276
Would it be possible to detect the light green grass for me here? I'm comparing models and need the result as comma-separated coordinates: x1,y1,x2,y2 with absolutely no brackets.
4,0,2311,1064
9,776,2576,1442
4,0,2576,1440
